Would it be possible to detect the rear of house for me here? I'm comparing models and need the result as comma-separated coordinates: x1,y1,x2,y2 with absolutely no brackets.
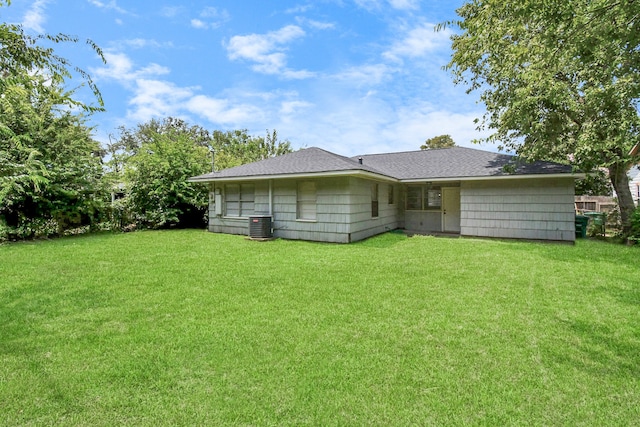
190,147,580,243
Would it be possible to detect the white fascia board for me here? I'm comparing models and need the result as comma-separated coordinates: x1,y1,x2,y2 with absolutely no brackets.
188,169,398,183
399,173,586,183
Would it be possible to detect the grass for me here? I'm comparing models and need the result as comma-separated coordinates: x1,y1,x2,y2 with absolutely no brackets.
1,230,639,426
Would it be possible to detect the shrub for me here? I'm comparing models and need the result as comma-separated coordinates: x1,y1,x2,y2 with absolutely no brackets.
628,207,640,243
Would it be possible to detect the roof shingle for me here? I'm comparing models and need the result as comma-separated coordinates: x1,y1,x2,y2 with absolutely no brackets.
189,146,574,182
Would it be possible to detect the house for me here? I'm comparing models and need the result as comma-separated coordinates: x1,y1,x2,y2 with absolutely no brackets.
188,146,583,243
630,167,640,206
574,195,617,213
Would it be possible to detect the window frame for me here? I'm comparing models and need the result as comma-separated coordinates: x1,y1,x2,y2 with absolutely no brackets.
224,183,255,218
405,185,442,211
297,181,317,221
371,183,379,218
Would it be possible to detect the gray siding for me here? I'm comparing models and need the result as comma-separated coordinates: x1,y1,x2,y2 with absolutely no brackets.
207,176,575,243
404,211,441,233
460,179,575,242
271,177,351,243
347,178,401,242
209,177,354,243
208,177,401,243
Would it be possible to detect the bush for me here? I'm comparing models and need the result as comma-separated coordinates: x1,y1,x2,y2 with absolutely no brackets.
628,207,640,243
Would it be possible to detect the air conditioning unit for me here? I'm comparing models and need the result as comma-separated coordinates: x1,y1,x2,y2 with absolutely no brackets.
248,215,273,239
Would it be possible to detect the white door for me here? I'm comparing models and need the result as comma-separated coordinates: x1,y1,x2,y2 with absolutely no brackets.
442,187,461,233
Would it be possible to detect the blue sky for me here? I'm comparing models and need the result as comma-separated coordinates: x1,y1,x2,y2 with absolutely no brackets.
2,0,492,156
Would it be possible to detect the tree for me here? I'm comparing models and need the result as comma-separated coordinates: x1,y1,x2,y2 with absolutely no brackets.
118,118,211,229
1,1,108,239
1,1,105,112
117,118,293,229
420,134,456,150
211,128,292,170
575,170,613,196
444,0,640,233
0,74,108,238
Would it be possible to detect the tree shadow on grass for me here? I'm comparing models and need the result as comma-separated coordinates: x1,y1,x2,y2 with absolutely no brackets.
546,318,640,378
354,230,408,249
595,284,640,307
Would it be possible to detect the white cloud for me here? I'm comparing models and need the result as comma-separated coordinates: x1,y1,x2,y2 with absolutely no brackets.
160,6,183,18
200,7,226,19
87,0,129,14
285,4,314,14
383,23,452,63
282,69,317,80
186,95,263,125
115,39,174,50
295,17,335,30
251,79,491,156
91,52,265,127
91,52,170,83
381,107,491,152
128,79,196,122
191,7,230,30
353,0,381,11
191,19,208,29
280,100,314,116
226,25,314,78
353,0,420,12
22,0,49,33
334,64,395,86
387,0,420,10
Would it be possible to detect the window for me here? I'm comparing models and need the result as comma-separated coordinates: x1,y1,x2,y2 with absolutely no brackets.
407,186,422,210
427,188,442,208
371,183,379,218
388,185,394,205
224,184,254,217
406,185,441,210
297,181,317,220
576,201,597,211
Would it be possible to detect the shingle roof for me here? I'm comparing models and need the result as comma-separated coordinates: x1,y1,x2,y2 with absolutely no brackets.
190,147,392,181
354,147,573,180
189,146,574,182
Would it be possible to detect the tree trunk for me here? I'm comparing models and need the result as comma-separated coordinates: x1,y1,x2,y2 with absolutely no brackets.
608,162,635,235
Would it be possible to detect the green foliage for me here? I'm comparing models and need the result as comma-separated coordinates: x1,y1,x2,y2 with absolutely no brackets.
0,1,105,111
420,134,456,150
445,0,640,232
124,122,211,229
116,118,293,230
0,74,108,240
628,207,640,242
575,169,613,196
0,0,108,241
212,128,293,170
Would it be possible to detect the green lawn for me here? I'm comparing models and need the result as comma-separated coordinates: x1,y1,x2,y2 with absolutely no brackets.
1,230,639,426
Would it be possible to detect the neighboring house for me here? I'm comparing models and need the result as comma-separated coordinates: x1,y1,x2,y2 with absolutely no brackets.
628,166,640,206
575,195,617,213
189,147,583,243
631,144,640,206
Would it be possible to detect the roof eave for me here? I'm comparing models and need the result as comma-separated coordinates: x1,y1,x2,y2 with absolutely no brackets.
188,169,398,183
189,171,586,184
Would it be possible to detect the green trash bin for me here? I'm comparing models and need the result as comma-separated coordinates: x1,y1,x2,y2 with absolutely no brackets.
583,212,606,236
575,215,589,238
